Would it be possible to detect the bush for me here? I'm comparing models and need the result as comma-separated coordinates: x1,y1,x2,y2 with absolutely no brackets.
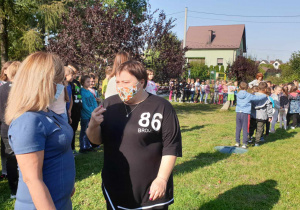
228,56,258,82
214,65,220,72
220,65,225,73
290,51,300,77
187,62,209,80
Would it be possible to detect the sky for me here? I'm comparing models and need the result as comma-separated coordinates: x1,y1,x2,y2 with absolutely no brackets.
149,0,300,62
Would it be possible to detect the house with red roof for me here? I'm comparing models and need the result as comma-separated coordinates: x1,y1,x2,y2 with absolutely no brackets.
185,24,246,71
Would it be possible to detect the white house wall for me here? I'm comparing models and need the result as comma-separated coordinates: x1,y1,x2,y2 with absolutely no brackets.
186,49,237,69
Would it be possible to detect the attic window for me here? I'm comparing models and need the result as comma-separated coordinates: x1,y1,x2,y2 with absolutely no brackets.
217,58,223,66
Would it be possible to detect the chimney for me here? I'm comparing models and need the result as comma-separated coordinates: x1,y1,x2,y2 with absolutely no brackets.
208,30,214,44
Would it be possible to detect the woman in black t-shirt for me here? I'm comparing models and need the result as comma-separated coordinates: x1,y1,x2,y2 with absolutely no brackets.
87,61,182,210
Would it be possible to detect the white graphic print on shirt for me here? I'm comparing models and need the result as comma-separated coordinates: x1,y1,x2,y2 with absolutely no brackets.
138,112,163,133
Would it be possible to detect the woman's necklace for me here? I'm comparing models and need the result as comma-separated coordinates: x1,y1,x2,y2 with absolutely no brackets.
124,92,148,117
124,103,140,117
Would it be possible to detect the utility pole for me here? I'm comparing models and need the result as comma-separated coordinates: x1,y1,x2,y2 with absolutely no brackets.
183,7,188,49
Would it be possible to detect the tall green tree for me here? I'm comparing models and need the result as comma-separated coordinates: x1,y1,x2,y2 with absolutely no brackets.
290,51,300,77
0,0,148,66
0,0,67,66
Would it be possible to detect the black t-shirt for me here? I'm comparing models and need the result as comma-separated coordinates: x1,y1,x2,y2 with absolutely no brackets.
101,94,182,209
70,79,82,115
0,82,11,138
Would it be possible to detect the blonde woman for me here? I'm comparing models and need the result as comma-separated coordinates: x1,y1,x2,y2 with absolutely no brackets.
6,52,75,210
0,61,21,198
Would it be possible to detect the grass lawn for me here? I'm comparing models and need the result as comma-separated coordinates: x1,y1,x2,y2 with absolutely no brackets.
0,103,300,209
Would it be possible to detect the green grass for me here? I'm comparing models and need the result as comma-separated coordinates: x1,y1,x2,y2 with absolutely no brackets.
1,103,300,209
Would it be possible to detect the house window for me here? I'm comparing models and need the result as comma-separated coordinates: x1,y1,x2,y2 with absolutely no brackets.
217,58,223,66
189,58,205,64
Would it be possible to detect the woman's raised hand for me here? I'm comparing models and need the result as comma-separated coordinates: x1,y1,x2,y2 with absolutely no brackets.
90,106,106,127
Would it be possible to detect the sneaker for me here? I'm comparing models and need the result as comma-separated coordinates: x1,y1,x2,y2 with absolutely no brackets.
234,143,240,147
260,136,265,142
291,126,295,129
10,194,16,199
270,130,275,133
242,145,247,149
255,143,259,147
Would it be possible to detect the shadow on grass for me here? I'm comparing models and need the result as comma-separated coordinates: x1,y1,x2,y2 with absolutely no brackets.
174,151,230,176
181,125,205,133
172,103,221,115
263,129,297,145
74,149,104,182
199,180,280,210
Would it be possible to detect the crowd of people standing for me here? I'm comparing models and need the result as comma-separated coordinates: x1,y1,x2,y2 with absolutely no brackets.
0,51,181,210
235,73,300,149
168,78,239,106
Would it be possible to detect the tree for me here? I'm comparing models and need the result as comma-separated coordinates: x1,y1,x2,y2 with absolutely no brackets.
228,56,259,82
290,51,300,77
48,0,144,77
0,0,67,66
145,32,188,83
48,0,187,83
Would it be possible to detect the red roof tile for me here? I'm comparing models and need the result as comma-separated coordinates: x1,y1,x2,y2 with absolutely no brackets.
186,24,246,50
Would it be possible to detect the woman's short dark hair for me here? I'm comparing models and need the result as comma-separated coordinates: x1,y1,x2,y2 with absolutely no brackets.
80,75,90,86
116,60,148,88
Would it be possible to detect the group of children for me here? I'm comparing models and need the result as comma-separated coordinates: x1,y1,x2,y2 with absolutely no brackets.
169,78,239,106
235,79,300,148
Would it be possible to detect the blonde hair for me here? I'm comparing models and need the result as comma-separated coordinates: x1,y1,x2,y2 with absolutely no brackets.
64,66,74,76
5,52,64,124
7,61,21,81
0,61,13,81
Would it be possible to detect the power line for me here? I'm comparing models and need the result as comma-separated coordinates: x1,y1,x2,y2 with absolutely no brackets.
165,11,185,16
188,16,300,24
248,48,293,52
189,10,300,18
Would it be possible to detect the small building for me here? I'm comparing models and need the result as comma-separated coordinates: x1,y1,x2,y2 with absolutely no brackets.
270,60,282,70
260,60,269,65
185,24,247,71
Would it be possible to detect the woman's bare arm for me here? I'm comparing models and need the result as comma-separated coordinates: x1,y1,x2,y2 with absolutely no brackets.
16,151,55,210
